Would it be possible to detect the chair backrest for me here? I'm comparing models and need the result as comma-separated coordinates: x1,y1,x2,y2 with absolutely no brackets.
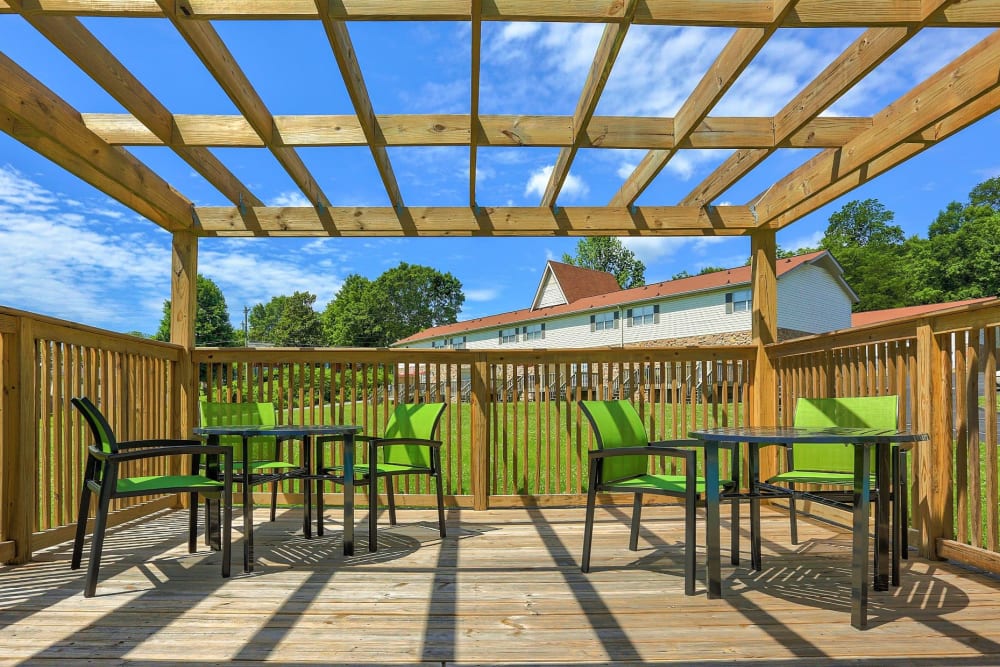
792,395,899,473
72,396,118,454
381,402,446,467
199,401,278,461
578,400,649,482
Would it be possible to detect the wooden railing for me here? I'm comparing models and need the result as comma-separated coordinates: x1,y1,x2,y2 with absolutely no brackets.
4,300,1000,574
768,299,1000,564
0,307,185,563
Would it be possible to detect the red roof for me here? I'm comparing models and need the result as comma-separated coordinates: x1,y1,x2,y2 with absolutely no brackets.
395,250,831,345
543,261,621,305
851,297,997,327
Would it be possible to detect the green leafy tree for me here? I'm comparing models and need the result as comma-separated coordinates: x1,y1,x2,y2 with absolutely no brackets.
561,237,645,288
322,274,383,347
248,292,324,346
819,199,916,312
322,263,464,348
154,274,238,346
912,179,1000,302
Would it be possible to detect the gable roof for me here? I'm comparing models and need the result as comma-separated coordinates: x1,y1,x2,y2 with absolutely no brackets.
395,250,842,345
851,297,998,327
530,261,622,309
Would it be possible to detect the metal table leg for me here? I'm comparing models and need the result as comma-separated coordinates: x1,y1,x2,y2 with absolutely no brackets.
704,441,722,599
241,434,253,573
343,433,354,556
851,444,871,630
875,440,891,592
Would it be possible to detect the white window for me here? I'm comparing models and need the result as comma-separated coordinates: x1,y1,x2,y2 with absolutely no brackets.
522,323,545,341
431,339,446,349
499,328,518,344
727,289,752,313
450,336,466,349
628,304,658,327
591,311,616,331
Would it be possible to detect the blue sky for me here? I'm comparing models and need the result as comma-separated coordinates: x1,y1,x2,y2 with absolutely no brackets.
1,18,998,336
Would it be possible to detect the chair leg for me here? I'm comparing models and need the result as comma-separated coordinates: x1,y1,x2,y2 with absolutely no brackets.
629,493,643,551
434,456,446,538
899,450,909,559
581,460,599,573
222,482,232,579
71,481,93,571
385,476,397,526
84,481,114,597
684,489,696,596
788,483,799,545
189,492,199,553
270,479,279,522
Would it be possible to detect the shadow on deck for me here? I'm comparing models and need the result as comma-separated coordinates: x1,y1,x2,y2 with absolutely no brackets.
2,505,1000,665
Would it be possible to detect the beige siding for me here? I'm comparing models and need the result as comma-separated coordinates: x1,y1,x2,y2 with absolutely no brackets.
535,273,566,308
777,264,853,333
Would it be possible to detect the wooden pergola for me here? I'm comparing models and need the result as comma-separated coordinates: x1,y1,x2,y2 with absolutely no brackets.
1,1,998,513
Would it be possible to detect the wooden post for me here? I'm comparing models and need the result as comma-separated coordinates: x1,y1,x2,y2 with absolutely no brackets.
750,231,778,479
1,315,36,563
916,323,951,559
170,231,198,485
470,354,490,510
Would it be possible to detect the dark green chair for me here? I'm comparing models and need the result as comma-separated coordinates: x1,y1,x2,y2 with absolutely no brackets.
199,401,301,522
318,402,447,538
578,400,733,595
71,396,233,597
765,395,906,554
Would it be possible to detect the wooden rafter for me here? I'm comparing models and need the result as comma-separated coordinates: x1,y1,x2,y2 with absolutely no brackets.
4,0,1000,27
611,0,796,207
9,5,265,232
682,0,955,207
540,0,638,207
469,0,482,207
0,52,191,232
192,205,756,237
316,9,404,210
155,0,341,235
752,29,1000,226
80,113,873,150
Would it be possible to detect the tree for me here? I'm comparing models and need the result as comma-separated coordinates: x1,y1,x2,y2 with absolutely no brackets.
561,237,645,288
153,274,238,346
819,199,916,312
822,199,904,250
322,263,464,348
322,274,382,347
248,291,324,346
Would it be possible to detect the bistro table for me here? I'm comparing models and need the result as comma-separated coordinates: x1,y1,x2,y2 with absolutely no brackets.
689,426,928,630
194,424,365,572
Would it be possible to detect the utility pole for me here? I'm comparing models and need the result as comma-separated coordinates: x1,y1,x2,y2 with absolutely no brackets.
243,305,249,347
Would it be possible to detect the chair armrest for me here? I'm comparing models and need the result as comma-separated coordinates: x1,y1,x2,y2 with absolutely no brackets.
589,446,695,464
116,438,204,451
97,443,232,463
371,438,443,449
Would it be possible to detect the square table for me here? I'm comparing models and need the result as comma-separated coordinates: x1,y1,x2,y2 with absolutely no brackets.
194,423,364,572
690,426,927,629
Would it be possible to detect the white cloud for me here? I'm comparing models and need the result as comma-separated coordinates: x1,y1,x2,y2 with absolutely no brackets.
621,236,730,265
524,165,589,200
782,230,824,251
465,288,500,301
617,162,637,179
270,191,311,207
499,22,541,44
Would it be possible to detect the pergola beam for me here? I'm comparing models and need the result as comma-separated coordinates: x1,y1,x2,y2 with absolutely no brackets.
610,16,791,207
80,113,873,150
541,0,638,207
9,6,265,221
316,10,404,210
4,0,1000,27
752,29,1000,225
0,52,191,232
192,205,756,236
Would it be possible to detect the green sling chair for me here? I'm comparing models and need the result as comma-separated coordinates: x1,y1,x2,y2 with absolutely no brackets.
71,396,233,597
317,402,447,545
578,400,734,595
199,401,302,522
763,395,908,568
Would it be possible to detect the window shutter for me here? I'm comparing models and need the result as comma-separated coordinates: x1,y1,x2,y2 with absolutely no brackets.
540,323,546,339
498,330,503,343
725,292,733,314
590,315,595,332
653,304,660,324
626,308,633,327
614,310,620,329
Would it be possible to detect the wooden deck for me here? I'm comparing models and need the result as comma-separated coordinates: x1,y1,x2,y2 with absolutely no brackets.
3,504,1000,665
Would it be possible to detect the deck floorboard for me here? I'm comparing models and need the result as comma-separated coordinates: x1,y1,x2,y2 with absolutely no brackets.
2,505,1000,665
